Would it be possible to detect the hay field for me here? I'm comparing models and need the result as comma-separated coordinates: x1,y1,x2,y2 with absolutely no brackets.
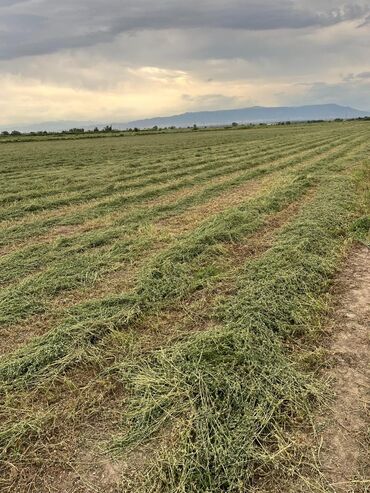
0,122,369,492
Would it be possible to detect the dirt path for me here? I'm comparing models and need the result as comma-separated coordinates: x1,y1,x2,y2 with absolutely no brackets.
318,244,369,492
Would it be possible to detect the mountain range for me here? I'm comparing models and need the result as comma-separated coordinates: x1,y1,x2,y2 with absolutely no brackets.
1,104,369,133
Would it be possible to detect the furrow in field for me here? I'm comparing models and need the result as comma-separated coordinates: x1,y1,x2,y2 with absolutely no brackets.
150,135,360,237
0,163,300,355
113,169,365,493
0,142,247,216
0,128,269,180
0,137,311,250
0,125,333,192
2,135,330,258
71,132,346,220
0,125,346,227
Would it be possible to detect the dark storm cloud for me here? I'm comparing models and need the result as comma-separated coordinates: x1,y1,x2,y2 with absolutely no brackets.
0,0,369,60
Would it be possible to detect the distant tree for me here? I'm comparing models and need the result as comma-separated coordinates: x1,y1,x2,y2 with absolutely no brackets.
134,127,139,132
68,128,84,134
103,125,112,132
11,130,21,135
232,122,238,127
93,126,99,132
192,124,198,130
152,125,158,131
1,131,9,136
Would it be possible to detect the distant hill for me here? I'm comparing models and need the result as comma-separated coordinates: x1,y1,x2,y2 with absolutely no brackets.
122,104,370,129
1,104,369,133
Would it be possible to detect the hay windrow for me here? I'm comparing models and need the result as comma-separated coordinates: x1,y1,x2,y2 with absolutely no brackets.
112,174,365,492
0,123,369,492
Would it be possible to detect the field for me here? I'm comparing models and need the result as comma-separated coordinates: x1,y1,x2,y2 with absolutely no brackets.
0,122,369,492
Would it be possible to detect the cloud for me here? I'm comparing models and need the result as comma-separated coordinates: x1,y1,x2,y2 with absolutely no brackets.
0,0,369,60
0,66,302,125
282,79,370,110
357,71,370,78
0,0,31,5
181,93,247,110
342,70,370,81
0,0,370,124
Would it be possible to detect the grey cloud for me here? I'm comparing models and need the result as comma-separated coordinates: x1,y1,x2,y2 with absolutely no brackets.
105,2,369,31
359,12,370,24
283,80,370,110
357,71,370,78
2,22,370,94
0,13,46,31
0,28,120,60
342,70,370,81
1,0,370,122
0,0,369,60
0,0,31,6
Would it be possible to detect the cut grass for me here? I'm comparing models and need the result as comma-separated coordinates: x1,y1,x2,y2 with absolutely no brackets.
0,178,311,385
0,122,369,492
0,130,365,386
0,130,308,223
113,172,363,492
0,127,339,249
0,131,364,328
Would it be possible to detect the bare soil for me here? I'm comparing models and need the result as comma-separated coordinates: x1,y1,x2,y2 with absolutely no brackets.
317,244,370,492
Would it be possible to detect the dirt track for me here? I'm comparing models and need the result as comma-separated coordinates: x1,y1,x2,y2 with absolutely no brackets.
319,245,370,492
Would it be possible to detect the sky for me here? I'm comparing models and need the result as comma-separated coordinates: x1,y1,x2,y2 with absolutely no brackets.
0,0,370,125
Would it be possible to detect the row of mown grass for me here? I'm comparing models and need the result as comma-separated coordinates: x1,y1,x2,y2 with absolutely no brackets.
0,128,351,286
0,183,310,478
0,126,339,247
0,123,368,492
0,127,366,386
0,123,336,183
0,128,331,255
112,163,369,492
0,130,364,330
0,134,319,246
0,132,300,217
0,128,310,218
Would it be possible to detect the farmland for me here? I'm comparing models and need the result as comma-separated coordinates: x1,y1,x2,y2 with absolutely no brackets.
0,122,369,492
